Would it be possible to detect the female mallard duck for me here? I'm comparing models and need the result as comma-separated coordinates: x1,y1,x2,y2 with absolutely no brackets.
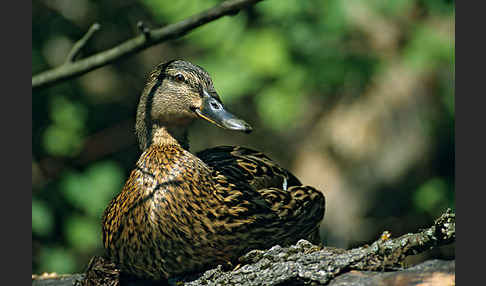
102,60,325,281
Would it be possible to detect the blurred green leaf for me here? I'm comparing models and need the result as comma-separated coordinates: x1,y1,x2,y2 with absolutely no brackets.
32,199,54,237
444,81,455,117
319,0,347,33
65,215,101,252
50,96,87,131
257,88,299,131
189,16,245,50
256,66,308,131
43,96,87,157
403,25,453,71
61,161,124,217
413,178,450,214
43,125,84,157
369,0,413,17
256,0,305,19
422,0,455,15
197,58,259,103
85,161,125,209
237,29,292,77
142,0,217,22
39,247,77,274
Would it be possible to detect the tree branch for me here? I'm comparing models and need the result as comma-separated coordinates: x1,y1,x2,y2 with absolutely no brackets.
32,0,265,90
64,23,100,64
32,209,455,286
136,21,151,40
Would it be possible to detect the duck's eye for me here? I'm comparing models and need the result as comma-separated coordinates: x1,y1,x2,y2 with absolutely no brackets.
175,73,185,82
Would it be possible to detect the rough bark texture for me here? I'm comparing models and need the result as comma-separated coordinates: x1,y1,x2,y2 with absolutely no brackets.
32,209,455,286
327,260,454,286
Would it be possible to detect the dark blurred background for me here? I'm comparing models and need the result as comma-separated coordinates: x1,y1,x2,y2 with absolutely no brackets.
32,0,455,275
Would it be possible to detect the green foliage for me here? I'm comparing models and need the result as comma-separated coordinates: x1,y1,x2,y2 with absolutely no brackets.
364,0,413,17
61,161,124,217
413,178,454,215
403,25,454,72
38,246,77,274
32,199,54,237
256,68,307,130
34,161,123,273
236,29,292,77
142,0,217,22
65,215,101,252
196,58,258,102
43,95,87,157
443,81,455,117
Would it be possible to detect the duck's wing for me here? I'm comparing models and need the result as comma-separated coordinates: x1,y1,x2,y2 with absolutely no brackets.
197,146,325,245
257,185,325,244
196,145,302,191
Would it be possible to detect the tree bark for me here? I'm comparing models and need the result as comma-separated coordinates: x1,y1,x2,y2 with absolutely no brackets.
32,209,455,286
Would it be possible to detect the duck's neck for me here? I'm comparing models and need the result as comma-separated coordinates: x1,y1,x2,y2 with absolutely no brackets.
152,124,189,150
137,122,190,151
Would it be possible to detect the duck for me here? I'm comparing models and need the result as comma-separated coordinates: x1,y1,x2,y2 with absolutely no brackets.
101,59,326,281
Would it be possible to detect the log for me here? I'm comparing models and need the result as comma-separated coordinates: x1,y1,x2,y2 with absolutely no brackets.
32,208,455,286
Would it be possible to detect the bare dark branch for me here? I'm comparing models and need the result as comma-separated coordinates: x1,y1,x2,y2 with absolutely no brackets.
137,21,151,40
32,0,265,90
64,23,101,64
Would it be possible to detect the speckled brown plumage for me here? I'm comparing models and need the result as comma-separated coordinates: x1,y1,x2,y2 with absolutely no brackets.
102,60,325,281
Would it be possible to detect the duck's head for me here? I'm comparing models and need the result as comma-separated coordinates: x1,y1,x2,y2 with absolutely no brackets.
136,59,252,150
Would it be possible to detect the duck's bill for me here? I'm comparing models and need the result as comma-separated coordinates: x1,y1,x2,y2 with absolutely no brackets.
195,93,252,133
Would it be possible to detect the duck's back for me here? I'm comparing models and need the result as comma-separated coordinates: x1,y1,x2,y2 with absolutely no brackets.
197,145,325,245
197,145,302,190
